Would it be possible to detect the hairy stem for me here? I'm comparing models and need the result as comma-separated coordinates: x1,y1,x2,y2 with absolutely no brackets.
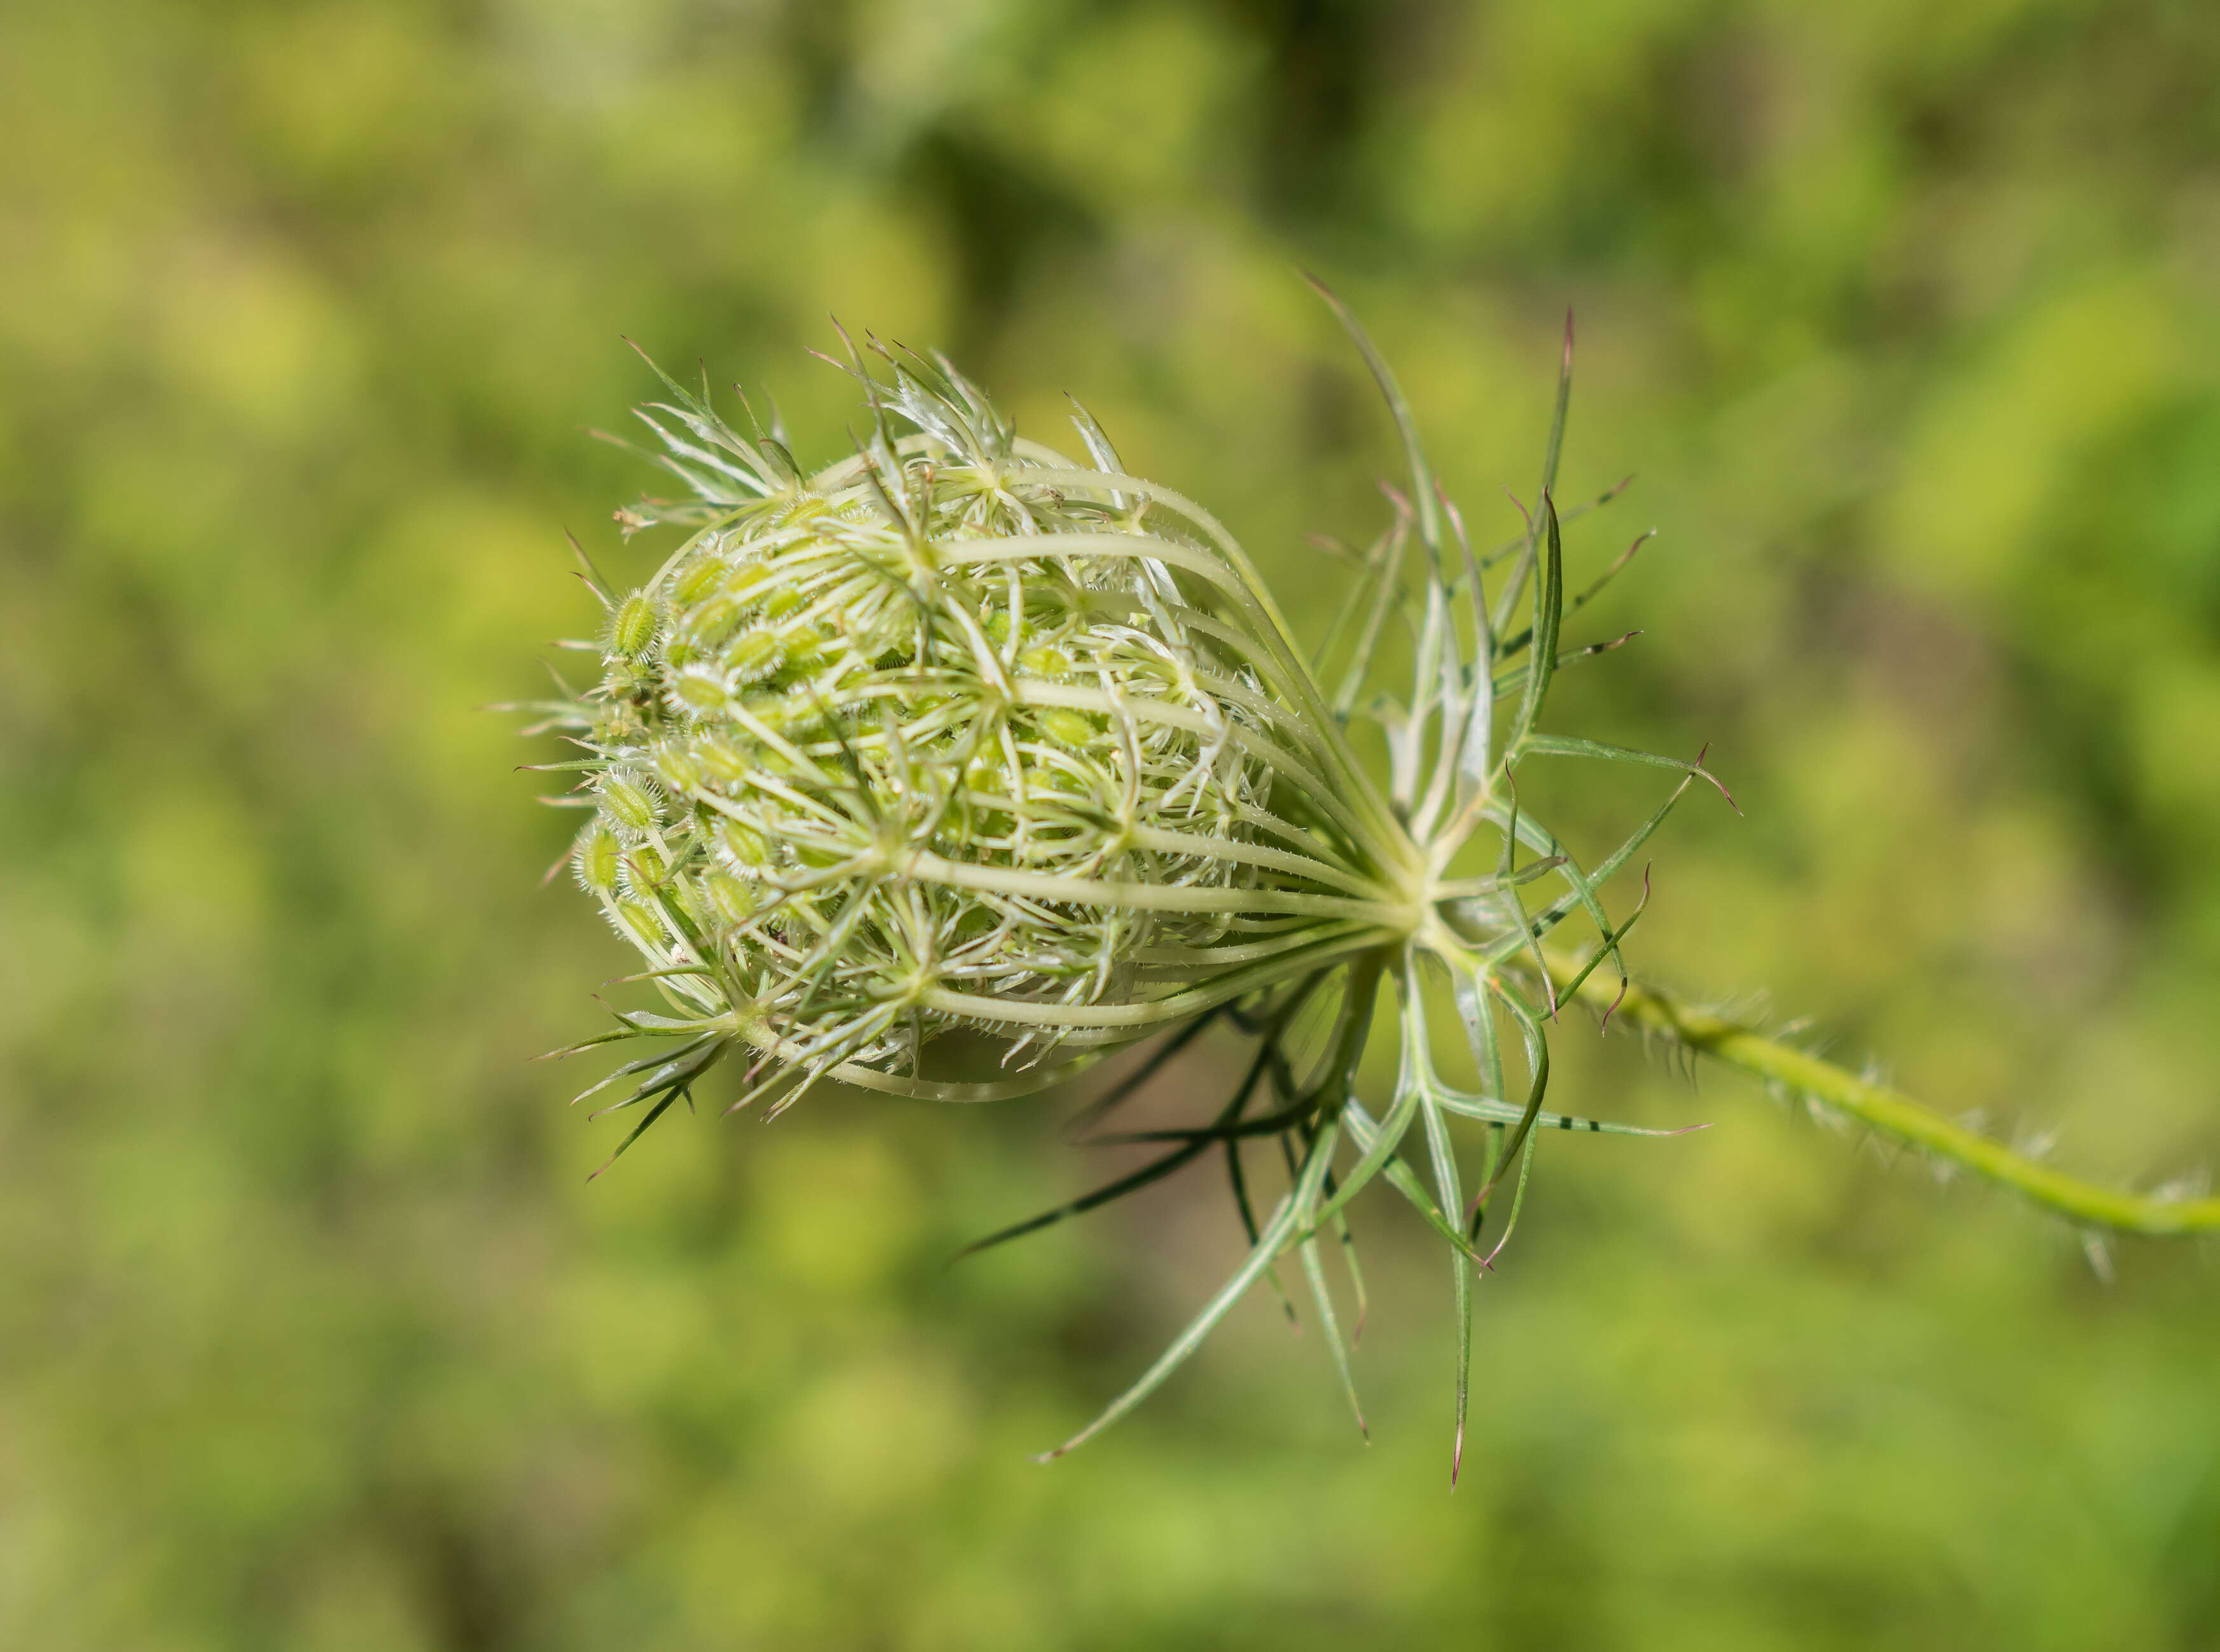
1544,953,2220,1238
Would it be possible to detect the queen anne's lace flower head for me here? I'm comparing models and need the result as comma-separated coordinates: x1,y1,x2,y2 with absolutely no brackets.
517,313,1725,1467
520,304,2216,1466
542,339,1415,1125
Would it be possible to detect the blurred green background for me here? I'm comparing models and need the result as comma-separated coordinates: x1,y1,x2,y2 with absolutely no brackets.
5,0,2219,1646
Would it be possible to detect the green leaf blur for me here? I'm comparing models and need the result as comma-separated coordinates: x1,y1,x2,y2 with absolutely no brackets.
3,1,2217,1646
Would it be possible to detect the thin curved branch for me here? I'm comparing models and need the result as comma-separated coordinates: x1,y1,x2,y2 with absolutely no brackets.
1543,951,2220,1237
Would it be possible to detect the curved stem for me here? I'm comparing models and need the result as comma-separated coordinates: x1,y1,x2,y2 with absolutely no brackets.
1543,952,2220,1237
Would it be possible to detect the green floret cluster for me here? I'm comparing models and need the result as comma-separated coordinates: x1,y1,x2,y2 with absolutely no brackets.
540,340,1404,1121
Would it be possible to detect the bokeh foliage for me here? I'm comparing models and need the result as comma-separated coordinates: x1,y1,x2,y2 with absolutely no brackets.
4,0,2219,1646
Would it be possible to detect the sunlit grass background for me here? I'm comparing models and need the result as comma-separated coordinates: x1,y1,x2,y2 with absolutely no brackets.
4,1,2219,1646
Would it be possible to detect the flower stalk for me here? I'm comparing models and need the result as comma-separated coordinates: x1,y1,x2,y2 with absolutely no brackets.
1544,954,2220,1238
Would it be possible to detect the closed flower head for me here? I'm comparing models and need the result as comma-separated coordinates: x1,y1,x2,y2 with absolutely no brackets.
517,295,2210,1469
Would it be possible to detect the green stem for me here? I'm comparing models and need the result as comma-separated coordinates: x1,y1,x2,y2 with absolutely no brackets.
1545,954,2220,1238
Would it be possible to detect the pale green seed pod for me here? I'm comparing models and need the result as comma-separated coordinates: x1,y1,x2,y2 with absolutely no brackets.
597,771,658,836
607,591,659,659
573,820,621,895
555,341,1405,1106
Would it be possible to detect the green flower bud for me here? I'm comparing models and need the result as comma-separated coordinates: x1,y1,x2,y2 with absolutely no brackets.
1036,707,1103,749
695,736,752,787
671,555,727,606
724,626,787,683
694,869,756,926
712,816,770,873
1017,644,1072,679
598,771,660,836
623,839,670,891
651,740,707,796
574,821,621,895
613,898,666,947
608,591,658,659
679,592,747,650
667,663,733,720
